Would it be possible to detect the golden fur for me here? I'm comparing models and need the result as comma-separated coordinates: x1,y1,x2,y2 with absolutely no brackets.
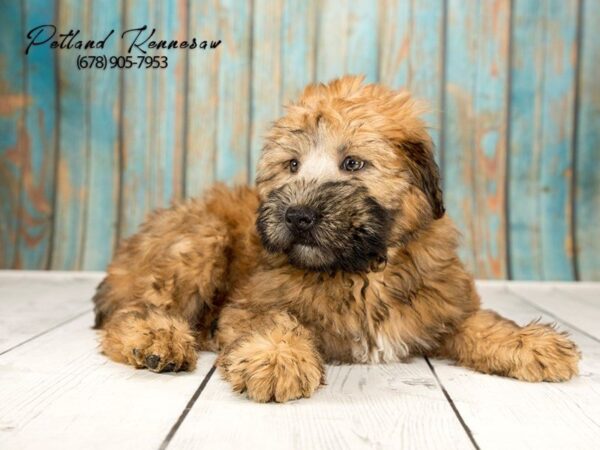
93,76,579,402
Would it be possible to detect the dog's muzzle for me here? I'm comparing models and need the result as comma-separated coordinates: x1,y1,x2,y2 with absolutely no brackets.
256,180,391,272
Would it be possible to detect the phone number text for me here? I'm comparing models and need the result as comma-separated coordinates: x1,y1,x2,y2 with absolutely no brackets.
76,55,168,70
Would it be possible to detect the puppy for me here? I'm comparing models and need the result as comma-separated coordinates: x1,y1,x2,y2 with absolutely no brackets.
93,76,579,402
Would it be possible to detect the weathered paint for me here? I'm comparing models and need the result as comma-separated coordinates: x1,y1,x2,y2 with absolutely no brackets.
120,0,186,239
316,0,348,83
509,0,578,280
379,0,444,159
185,0,219,197
280,0,316,106
250,0,282,181
443,0,510,279
51,0,90,269
346,0,378,83
215,0,251,185
17,0,58,269
575,0,600,280
0,1,24,268
82,0,121,270
0,0,598,280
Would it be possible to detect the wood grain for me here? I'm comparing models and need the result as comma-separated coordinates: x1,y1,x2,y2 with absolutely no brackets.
249,0,282,181
443,0,510,279
0,313,216,449
429,282,600,449
0,270,102,354
81,0,121,270
1,272,600,447
575,0,600,281
120,0,187,239
215,0,251,185
0,1,24,268
379,0,445,158
0,1,598,280
509,0,579,280
506,283,600,340
185,0,219,197
169,358,473,449
280,0,316,105
51,0,90,269
346,0,378,82
315,0,348,83
15,0,58,269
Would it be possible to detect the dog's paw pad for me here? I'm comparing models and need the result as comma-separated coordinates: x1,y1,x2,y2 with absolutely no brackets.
145,354,161,370
163,362,176,372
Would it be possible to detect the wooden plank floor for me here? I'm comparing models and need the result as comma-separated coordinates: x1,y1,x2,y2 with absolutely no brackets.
0,272,598,449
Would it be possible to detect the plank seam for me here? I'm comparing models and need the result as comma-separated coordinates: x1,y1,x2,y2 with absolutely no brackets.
12,2,26,269
508,287,600,343
425,357,480,450
439,0,448,192
312,0,320,83
115,0,126,247
570,0,584,282
79,0,93,269
47,0,62,270
182,0,191,198
159,364,217,450
505,0,515,280
0,308,92,357
246,0,255,184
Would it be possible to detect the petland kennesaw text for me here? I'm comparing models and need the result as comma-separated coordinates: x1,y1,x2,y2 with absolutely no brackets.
25,25,222,55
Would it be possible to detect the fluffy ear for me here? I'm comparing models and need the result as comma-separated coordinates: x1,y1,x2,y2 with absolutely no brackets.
401,141,445,220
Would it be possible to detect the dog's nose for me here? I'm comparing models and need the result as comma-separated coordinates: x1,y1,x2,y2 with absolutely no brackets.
285,206,317,232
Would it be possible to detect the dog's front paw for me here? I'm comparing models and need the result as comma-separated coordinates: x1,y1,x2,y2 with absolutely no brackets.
510,323,580,382
217,328,324,402
102,310,198,373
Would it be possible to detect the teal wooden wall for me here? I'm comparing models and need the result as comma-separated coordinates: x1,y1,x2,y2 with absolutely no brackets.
1,0,599,280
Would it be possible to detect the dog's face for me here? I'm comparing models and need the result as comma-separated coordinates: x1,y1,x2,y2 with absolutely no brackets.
255,76,444,273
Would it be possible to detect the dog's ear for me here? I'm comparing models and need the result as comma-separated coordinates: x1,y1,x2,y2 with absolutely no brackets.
401,140,445,220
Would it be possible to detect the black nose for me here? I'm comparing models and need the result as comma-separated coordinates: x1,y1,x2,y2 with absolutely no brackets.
285,206,317,232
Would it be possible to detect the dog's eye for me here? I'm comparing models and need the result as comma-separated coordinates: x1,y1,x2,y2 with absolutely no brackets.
341,156,365,172
289,159,299,173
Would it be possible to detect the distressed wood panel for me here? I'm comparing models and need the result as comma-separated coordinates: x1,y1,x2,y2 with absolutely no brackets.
249,0,282,180
379,0,445,159
429,282,600,449
51,0,90,269
0,0,598,280
119,0,187,239
185,0,219,197
346,0,378,83
443,0,510,278
169,359,473,449
81,0,121,270
576,0,600,281
215,0,251,184
0,312,217,449
15,0,58,269
315,0,378,84
280,0,316,106
509,0,579,280
315,0,349,83
0,270,102,354
0,1,24,267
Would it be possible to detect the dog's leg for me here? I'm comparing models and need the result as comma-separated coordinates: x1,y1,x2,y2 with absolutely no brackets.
100,304,198,372
216,306,324,402
437,309,580,382
93,209,233,372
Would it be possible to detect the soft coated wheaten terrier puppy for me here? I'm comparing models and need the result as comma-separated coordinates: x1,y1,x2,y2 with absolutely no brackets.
93,76,579,402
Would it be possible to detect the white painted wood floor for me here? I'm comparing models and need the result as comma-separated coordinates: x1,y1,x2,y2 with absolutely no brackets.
0,271,599,450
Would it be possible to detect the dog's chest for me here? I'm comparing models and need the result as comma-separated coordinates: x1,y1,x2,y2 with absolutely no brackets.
297,273,412,363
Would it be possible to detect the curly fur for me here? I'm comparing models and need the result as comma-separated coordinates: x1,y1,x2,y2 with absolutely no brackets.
93,76,579,402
